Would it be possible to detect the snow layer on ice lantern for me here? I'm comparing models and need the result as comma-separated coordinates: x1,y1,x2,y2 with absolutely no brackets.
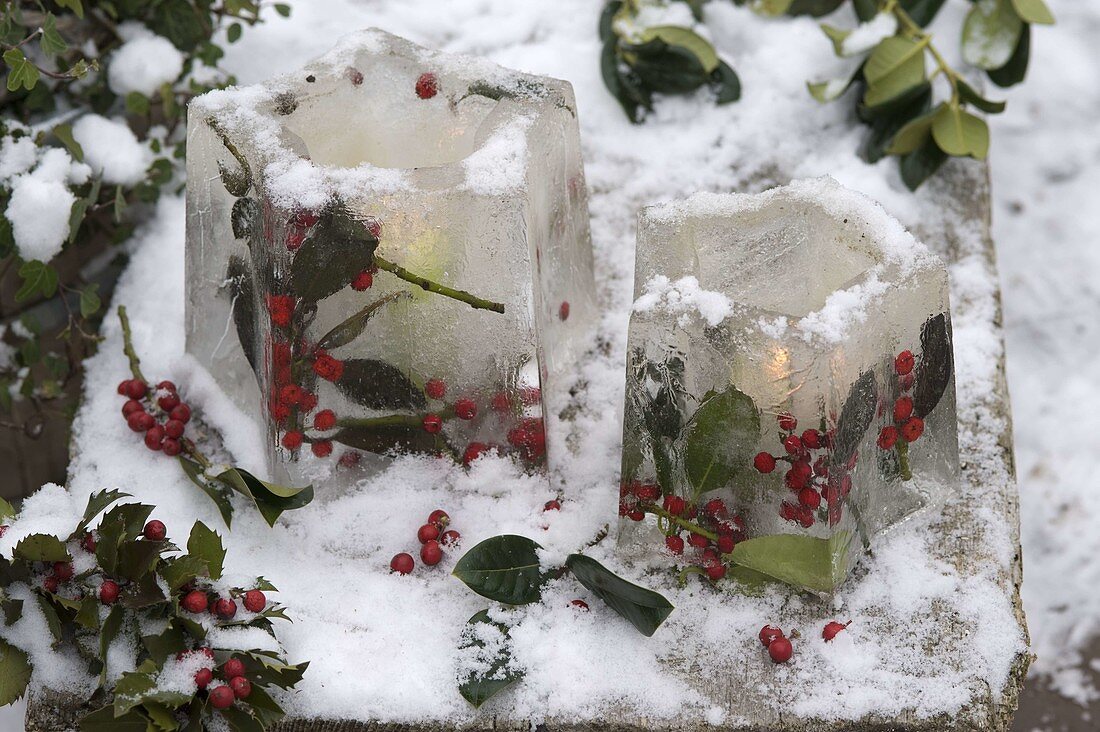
185,29,596,486
620,178,960,595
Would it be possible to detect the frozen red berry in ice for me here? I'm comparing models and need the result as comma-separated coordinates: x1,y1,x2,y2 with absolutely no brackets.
124,379,148,399
454,398,477,420
230,676,252,699
783,434,804,455
415,72,438,99
390,553,415,574
559,301,570,321
299,391,318,412
312,351,344,382
420,540,443,566
424,379,446,400
279,384,303,406
663,495,685,516
570,599,589,610
704,559,726,581
895,350,915,376
311,440,333,458
364,216,383,239
768,636,793,663
286,229,305,251
292,210,318,228
666,535,685,554
427,509,450,527
877,425,899,450
822,620,850,641
143,520,166,541
209,685,235,709
122,399,144,417
901,417,924,442
543,500,561,511
634,483,660,502
780,501,799,522
798,507,815,528
99,580,120,605
490,392,511,413
627,509,645,521
266,295,295,328
893,396,914,423
777,413,797,432
759,625,784,647
417,523,440,544
214,598,238,620
81,533,96,553
441,530,461,546
144,426,165,451
899,372,915,390
194,667,213,690
351,271,373,291
462,442,489,465
703,498,728,518
281,431,303,450
222,657,246,678
798,487,821,510
785,466,810,491
157,391,180,412
170,404,191,424
52,561,74,581
688,533,709,549
754,452,776,473
339,451,361,467
717,535,736,553
313,409,336,431
182,590,208,614
422,414,443,434
801,429,822,449
243,590,266,613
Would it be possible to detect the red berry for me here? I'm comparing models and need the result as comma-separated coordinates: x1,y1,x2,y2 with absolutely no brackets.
351,271,373,291
704,559,726,581
99,580,120,605
703,498,728,518
364,217,383,239
43,575,59,593
634,483,660,502
417,523,440,544
281,431,304,450
759,625,784,647
52,561,74,581
663,495,686,516
286,229,305,251
798,487,821,510
422,414,443,433
122,399,144,417
243,590,266,613
143,520,166,541
214,598,237,620
157,392,180,412
462,442,489,465
754,452,776,473
117,379,131,395
144,426,165,451
688,533,709,549
780,501,800,522
768,636,793,663
823,620,850,641
424,379,446,400
777,413,797,432
543,500,561,511
390,553,415,574
895,350,915,375
279,384,303,406
165,419,185,439
312,351,344,382
415,72,438,99
169,404,191,424
157,380,177,392
559,301,570,321
292,210,318,228
440,530,461,546
81,533,96,553
311,440,333,458
339,451,361,467
162,438,182,457
783,435,804,455
666,535,685,554
785,466,810,491
209,685,235,710
893,396,914,423
798,507,815,528
125,379,147,399
126,411,148,432
229,676,252,699
428,509,450,527
877,425,899,449
899,372,915,390
570,599,589,610
490,392,511,412
223,657,246,678
717,535,735,553
802,429,822,449
627,509,645,522
313,409,337,431
454,398,477,420
194,667,213,690
182,590,208,614
901,417,924,442
299,392,318,412
420,540,443,566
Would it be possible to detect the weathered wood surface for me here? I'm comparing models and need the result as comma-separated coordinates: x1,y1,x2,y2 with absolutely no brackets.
26,159,1027,732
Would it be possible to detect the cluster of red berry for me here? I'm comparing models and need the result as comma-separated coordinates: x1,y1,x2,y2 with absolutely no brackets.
390,509,460,574
758,620,849,664
36,520,164,603
423,378,547,467
117,378,192,457
876,349,925,450
183,650,253,710
180,583,267,621
754,412,851,529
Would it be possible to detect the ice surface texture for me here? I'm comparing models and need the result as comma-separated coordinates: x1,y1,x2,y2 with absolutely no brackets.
621,178,960,595
185,29,596,487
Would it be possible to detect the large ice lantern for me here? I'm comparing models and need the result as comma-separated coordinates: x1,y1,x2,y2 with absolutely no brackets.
619,178,959,595
185,30,596,485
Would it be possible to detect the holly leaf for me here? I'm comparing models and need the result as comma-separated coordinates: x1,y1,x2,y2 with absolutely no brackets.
0,496,15,521
330,422,442,455
215,467,313,527
912,313,953,418
317,292,411,351
230,197,259,238
458,609,524,708
179,457,235,528
187,521,225,581
79,706,149,731
831,370,877,468
452,535,544,605
683,385,760,495
14,534,70,563
0,639,31,706
728,531,854,594
336,359,427,411
290,208,378,302
565,554,674,637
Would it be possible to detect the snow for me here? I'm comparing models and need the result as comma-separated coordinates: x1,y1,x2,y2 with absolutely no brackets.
0,136,37,180
5,149,82,262
107,32,184,97
6,0,1098,728
840,12,898,56
633,274,733,327
461,115,533,195
71,114,151,186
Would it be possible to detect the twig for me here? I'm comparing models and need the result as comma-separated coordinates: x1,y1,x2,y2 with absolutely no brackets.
117,305,147,383
373,256,505,314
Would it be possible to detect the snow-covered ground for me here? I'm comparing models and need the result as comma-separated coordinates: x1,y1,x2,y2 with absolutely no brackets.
1,0,1097,729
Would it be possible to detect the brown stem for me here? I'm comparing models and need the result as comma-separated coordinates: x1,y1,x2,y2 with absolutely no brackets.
116,305,146,383
373,256,505,314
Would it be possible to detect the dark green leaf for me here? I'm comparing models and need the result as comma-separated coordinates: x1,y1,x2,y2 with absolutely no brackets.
0,639,31,706
831,370,877,468
863,84,933,162
36,595,63,642
988,23,1031,88
125,92,150,115
912,313,953,418
4,49,39,92
336,359,427,411
598,0,622,42
226,256,258,381
221,705,266,732
187,521,225,581
899,132,948,190
458,609,523,708
853,0,878,21
79,706,149,732
787,0,845,16
142,623,189,666
14,534,70,562
80,284,101,318
151,1,208,49
231,197,259,238
55,0,84,18
112,671,158,715
116,539,163,581
15,260,59,301
957,78,1006,113
565,554,673,637
274,4,291,17
227,22,243,43
452,535,544,605
317,291,411,351
214,467,313,527
601,37,650,123
74,596,100,631
683,386,760,495
900,0,947,26
330,422,441,455
622,38,710,94
52,123,84,162
159,555,210,591
290,208,378,302
728,531,853,594
239,683,286,726
0,496,15,521
711,61,741,105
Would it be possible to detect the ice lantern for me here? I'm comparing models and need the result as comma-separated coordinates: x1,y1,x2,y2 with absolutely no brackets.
619,179,960,595
185,30,596,486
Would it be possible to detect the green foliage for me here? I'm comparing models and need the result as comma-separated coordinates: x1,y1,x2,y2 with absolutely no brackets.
457,610,524,708
0,492,307,727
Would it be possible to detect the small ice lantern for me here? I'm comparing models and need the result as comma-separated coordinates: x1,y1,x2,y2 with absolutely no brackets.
619,178,959,595
185,30,596,485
